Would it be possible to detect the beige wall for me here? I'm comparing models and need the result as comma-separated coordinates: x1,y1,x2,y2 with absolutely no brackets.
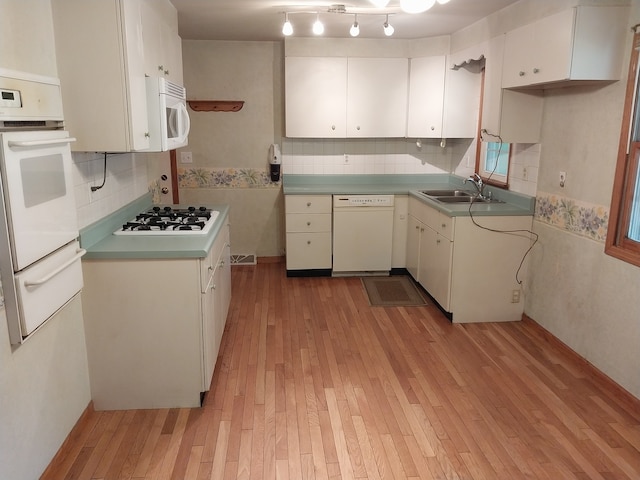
180,40,284,257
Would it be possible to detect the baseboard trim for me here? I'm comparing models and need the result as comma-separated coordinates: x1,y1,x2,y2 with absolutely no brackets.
257,255,284,264
522,314,640,412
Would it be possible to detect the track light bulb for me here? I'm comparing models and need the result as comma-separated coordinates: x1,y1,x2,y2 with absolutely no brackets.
400,0,436,14
369,0,390,7
350,15,359,37
282,13,293,36
383,15,394,36
312,14,324,35
436,0,450,3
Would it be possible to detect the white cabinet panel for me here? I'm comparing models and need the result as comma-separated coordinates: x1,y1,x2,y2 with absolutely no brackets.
346,57,408,138
285,195,332,271
285,57,347,138
502,6,628,89
407,56,446,138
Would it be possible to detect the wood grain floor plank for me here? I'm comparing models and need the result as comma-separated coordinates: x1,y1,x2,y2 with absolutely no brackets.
42,264,640,480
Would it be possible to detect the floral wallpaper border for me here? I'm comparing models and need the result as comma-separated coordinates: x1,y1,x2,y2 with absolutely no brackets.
177,167,280,189
535,192,609,243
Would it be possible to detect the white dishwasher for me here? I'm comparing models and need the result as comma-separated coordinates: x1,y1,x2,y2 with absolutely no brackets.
332,194,395,274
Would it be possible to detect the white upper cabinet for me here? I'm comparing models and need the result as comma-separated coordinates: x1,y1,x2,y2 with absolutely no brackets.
502,6,628,89
284,56,408,138
481,35,543,143
141,0,183,85
52,0,184,152
407,55,480,139
406,56,446,138
285,57,347,138
346,57,408,138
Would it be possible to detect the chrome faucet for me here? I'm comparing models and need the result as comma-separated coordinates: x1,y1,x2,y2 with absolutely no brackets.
464,173,485,198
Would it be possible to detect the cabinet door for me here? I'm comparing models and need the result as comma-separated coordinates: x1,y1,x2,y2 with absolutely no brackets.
429,233,453,311
407,56,446,138
442,62,481,138
406,215,422,281
347,57,408,137
142,0,183,84
285,57,347,138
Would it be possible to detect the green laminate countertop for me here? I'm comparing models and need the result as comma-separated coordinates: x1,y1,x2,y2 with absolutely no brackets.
283,174,535,217
79,193,230,259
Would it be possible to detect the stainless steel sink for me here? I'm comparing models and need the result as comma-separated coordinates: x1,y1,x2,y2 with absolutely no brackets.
419,189,473,197
435,196,504,204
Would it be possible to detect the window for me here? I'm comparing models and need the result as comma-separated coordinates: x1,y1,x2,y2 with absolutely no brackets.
475,140,511,188
606,29,640,266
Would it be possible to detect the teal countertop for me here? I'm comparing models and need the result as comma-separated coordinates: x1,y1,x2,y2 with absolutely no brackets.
283,174,535,217
79,193,230,259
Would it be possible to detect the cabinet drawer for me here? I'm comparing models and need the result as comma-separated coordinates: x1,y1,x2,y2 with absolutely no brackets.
436,213,455,241
285,195,331,214
286,232,332,270
286,213,331,233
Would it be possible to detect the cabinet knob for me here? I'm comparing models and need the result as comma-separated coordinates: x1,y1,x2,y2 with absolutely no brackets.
518,71,525,77
430,126,435,131
158,65,164,72
164,69,170,75
436,238,441,245
307,221,311,226
331,125,336,131
356,125,361,131
307,240,311,245
144,132,150,138
441,223,446,228
307,202,311,207
533,67,540,74
420,227,424,232
415,225,420,230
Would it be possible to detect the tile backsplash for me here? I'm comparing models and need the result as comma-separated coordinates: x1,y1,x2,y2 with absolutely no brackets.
282,137,540,197
72,152,150,229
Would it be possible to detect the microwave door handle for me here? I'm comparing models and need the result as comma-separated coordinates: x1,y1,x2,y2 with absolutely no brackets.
8,137,77,148
177,102,191,143
23,248,86,287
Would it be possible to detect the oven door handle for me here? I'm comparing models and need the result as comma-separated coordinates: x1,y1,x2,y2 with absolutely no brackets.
24,248,86,287
8,137,77,148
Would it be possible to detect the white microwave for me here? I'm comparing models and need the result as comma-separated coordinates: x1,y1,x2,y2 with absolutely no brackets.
145,77,190,152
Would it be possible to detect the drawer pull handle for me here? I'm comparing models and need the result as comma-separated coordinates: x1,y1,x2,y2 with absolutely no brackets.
24,248,86,287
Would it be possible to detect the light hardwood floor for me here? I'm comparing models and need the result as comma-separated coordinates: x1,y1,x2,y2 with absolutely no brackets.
43,263,640,479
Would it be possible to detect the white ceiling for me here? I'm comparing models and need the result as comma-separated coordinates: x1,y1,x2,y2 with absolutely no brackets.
170,0,520,41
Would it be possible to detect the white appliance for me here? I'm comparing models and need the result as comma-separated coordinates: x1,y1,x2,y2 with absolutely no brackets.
112,206,219,235
0,69,85,344
332,194,395,274
145,77,190,151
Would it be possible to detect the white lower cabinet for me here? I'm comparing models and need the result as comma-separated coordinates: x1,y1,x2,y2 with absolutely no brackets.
407,197,533,323
81,217,231,410
285,195,332,272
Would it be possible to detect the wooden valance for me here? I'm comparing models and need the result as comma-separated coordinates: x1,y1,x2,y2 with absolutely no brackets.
187,100,244,112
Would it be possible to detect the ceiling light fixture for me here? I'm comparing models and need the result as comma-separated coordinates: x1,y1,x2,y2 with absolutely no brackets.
350,14,360,37
312,13,324,35
369,0,391,7
383,14,394,36
282,13,293,36
436,0,451,3
400,0,436,14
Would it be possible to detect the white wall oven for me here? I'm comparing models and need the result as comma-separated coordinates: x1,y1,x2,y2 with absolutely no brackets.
0,69,84,344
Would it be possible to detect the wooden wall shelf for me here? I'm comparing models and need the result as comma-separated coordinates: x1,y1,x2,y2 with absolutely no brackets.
187,100,244,112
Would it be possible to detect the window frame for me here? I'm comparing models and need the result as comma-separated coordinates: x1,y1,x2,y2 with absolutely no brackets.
606,29,640,267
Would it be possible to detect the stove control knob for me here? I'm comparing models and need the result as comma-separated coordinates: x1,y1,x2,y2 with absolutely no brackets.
153,206,161,212
188,206,196,212
164,206,172,212
199,206,207,212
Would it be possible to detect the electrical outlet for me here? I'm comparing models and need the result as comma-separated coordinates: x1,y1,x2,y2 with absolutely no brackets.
180,151,193,164
511,289,520,303
343,154,349,164
522,167,528,180
559,171,566,187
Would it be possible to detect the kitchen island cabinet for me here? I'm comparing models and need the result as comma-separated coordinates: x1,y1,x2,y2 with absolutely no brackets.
81,210,231,410
407,196,533,323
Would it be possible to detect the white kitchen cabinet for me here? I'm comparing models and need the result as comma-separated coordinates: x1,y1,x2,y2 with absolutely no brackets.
284,56,408,138
481,35,544,143
346,57,408,137
502,6,628,89
52,0,149,152
285,57,347,138
407,55,480,139
141,0,183,85
407,196,533,322
407,56,446,138
81,216,232,410
285,195,332,272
